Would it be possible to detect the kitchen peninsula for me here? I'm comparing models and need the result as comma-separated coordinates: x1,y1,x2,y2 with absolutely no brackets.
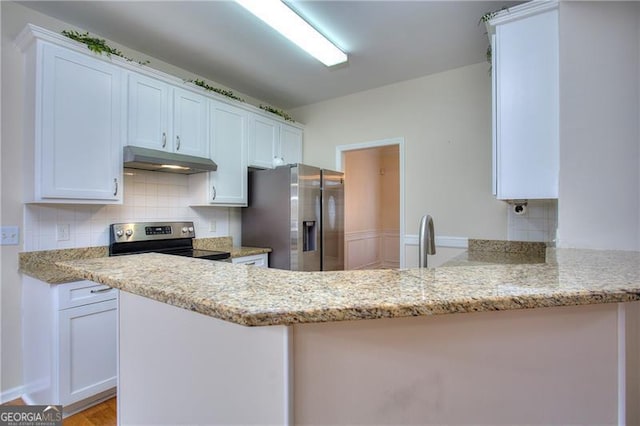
58,247,640,425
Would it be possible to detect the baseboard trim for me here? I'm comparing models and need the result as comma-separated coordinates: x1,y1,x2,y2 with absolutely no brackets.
352,261,383,270
1,385,26,404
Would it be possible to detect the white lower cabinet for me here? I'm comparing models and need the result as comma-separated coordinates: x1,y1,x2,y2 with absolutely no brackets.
232,253,268,268
22,277,118,414
58,299,117,406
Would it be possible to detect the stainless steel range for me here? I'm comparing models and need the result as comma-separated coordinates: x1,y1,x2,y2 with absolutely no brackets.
109,221,230,260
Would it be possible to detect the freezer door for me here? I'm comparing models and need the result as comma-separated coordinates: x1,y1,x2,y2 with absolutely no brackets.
292,164,322,271
242,167,293,270
321,169,344,271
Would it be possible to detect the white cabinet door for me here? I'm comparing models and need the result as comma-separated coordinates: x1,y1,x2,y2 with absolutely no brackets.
58,298,118,406
492,5,559,200
39,43,122,202
248,114,279,168
280,124,303,166
248,113,303,168
127,73,170,151
173,88,208,158
209,101,248,206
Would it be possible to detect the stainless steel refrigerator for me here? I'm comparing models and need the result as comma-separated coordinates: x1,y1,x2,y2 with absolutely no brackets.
241,164,344,271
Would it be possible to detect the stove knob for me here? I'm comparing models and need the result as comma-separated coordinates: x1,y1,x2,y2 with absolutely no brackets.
188,226,194,233
182,227,188,234
116,229,124,238
125,229,133,237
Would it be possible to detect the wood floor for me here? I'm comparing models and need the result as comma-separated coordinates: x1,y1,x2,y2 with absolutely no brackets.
2,397,117,425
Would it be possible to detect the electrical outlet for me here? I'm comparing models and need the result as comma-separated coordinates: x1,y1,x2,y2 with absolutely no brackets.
57,224,71,241
209,220,217,232
1,226,19,245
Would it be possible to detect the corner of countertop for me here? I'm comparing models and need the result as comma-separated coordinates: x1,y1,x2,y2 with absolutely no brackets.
20,236,272,285
19,246,108,284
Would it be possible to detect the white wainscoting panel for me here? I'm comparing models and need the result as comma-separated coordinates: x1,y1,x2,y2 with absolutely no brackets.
381,231,400,269
345,230,381,270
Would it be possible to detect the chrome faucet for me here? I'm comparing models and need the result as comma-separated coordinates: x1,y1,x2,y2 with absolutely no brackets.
418,215,435,268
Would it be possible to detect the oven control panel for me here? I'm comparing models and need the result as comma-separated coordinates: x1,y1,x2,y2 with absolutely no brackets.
145,225,173,236
110,222,196,242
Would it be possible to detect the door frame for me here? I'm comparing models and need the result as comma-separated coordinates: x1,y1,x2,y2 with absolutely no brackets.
335,137,405,268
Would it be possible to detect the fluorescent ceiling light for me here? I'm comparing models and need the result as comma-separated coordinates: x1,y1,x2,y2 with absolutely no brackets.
235,0,348,67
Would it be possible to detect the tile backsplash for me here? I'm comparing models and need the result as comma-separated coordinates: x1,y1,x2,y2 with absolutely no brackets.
507,199,558,243
24,169,236,251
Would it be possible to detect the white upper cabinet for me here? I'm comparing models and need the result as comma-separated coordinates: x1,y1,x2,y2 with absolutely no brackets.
17,24,304,208
489,2,559,200
248,113,303,168
248,114,279,168
280,125,303,167
127,74,208,158
190,100,248,206
22,40,123,203
127,73,170,151
172,88,208,158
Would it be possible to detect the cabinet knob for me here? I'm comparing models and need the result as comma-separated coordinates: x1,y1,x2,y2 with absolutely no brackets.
176,135,181,151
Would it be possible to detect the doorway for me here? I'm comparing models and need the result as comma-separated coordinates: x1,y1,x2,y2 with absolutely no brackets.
336,138,404,270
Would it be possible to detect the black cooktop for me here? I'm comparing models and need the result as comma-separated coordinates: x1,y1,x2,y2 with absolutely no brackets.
160,248,230,261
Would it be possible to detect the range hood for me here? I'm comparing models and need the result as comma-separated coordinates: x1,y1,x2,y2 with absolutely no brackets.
123,146,217,175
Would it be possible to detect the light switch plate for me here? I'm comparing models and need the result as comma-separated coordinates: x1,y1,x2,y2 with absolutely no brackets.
1,226,19,245
209,220,217,232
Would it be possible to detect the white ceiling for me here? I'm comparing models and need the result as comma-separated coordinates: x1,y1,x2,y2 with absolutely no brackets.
18,0,522,109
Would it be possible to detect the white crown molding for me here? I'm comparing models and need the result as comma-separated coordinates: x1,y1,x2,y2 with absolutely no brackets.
14,23,304,128
488,0,558,29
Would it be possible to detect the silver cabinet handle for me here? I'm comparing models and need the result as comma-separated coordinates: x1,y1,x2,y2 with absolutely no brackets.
162,132,167,148
113,178,118,196
245,262,256,266
91,287,113,294
176,135,181,151
212,185,217,201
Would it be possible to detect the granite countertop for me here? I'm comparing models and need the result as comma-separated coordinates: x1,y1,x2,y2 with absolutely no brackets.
19,237,270,284
57,248,640,327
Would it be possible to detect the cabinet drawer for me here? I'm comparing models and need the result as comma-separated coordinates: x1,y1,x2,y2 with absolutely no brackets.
231,254,268,268
57,280,118,310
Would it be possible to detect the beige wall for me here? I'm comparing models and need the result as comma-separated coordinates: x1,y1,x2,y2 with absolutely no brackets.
380,146,400,233
344,148,381,234
558,1,640,250
343,146,400,234
291,62,508,244
343,146,400,269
